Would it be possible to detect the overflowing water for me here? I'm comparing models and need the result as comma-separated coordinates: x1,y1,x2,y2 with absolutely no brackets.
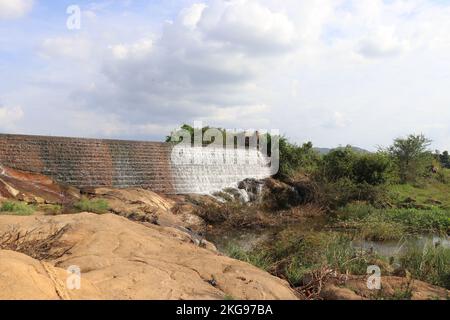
170,145,272,194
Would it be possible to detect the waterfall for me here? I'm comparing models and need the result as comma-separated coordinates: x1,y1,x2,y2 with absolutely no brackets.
170,145,272,194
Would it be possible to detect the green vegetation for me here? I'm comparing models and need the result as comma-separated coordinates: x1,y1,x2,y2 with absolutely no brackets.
436,150,450,169
337,203,450,237
399,244,450,289
0,201,35,216
73,198,110,214
167,125,450,292
276,138,319,180
225,243,273,271
385,134,433,184
226,231,382,287
389,178,450,209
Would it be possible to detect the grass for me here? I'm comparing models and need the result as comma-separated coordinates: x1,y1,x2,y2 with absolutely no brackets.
399,243,450,289
388,172,450,209
0,201,35,216
73,198,110,214
224,243,272,271
225,231,382,287
337,203,450,237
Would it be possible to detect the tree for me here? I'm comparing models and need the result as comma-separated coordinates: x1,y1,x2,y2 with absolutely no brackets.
276,137,319,180
387,134,432,183
439,151,450,169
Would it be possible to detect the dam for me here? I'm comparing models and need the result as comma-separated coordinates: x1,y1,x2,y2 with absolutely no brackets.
0,133,272,194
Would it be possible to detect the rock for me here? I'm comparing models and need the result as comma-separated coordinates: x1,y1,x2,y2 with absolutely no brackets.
0,213,298,300
321,284,365,300
0,165,79,205
0,250,103,300
321,275,449,300
90,187,206,234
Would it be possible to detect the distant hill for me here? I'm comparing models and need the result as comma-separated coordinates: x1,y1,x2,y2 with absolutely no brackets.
314,146,370,155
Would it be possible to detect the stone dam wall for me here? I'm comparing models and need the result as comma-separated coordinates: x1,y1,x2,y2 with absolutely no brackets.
0,133,272,194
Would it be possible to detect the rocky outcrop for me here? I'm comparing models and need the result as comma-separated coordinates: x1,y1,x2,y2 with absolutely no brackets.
0,213,298,300
0,165,80,204
320,275,449,300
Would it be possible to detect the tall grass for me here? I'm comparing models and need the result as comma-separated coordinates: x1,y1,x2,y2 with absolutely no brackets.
399,243,450,289
225,231,381,287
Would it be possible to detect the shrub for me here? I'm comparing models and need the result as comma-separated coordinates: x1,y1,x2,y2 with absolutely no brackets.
321,147,357,181
276,138,320,180
352,153,390,185
73,198,109,214
0,201,35,216
399,244,450,289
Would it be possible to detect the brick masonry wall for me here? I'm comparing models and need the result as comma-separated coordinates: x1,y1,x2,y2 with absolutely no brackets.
0,134,175,193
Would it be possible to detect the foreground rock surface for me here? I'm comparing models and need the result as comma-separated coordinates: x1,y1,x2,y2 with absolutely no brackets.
321,275,449,300
0,213,297,300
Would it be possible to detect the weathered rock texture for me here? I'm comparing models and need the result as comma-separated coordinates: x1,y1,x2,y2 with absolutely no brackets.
0,213,298,300
320,275,449,300
0,165,80,204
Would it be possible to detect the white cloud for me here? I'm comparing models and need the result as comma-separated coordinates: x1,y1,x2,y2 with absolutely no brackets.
0,0,33,19
4,0,450,149
0,105,24,129
357,27,410,58
180,3,207,29
109,39,153,60
39,36,93,60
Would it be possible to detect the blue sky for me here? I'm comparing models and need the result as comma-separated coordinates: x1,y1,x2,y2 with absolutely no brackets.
1,0,450,151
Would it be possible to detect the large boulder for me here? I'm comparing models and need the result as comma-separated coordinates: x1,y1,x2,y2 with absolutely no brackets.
0,213,298,300
86,187,206,232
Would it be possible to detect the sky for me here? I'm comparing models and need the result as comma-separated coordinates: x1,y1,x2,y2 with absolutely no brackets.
0,0,450,151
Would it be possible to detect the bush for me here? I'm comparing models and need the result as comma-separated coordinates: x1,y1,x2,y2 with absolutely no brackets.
317,179,388,210
320,148,390,185
399,244,450,289
73,198,109,214
0,201,35,216
276,138,320,180
352,153,390,185
321,147,357,181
